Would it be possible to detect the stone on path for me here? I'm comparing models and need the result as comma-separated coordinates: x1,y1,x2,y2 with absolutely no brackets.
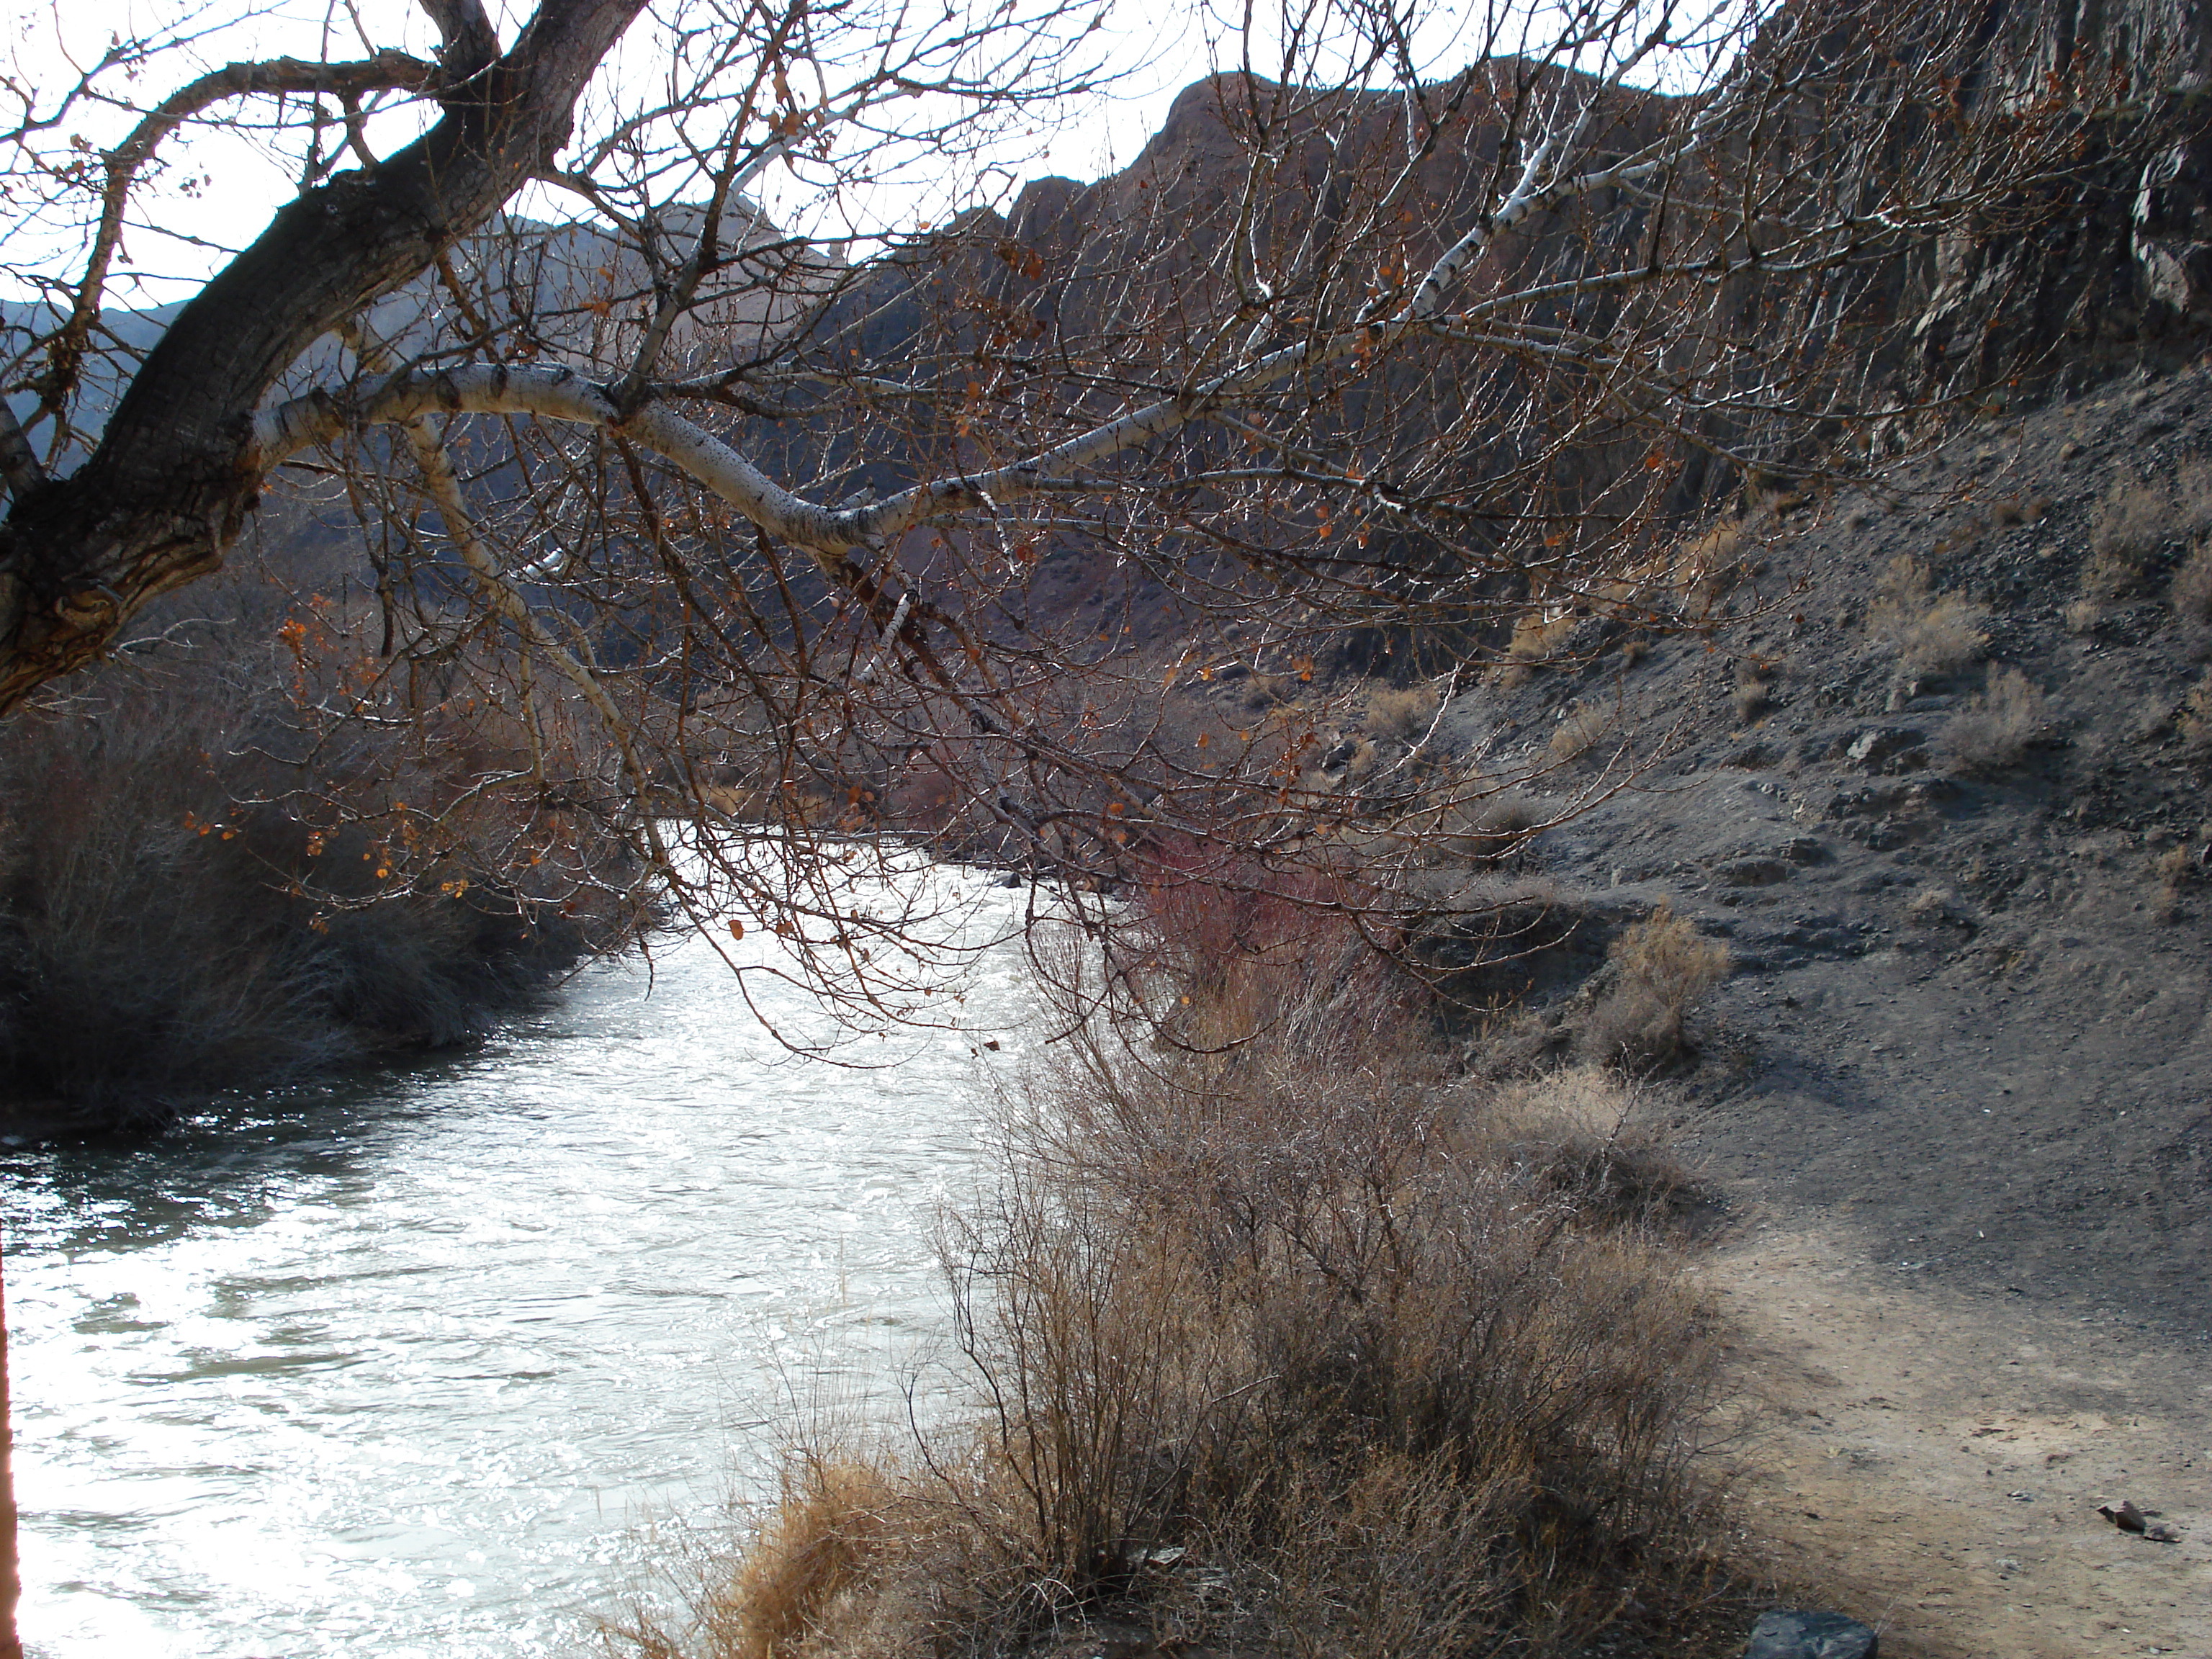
1744,1609,1879,1659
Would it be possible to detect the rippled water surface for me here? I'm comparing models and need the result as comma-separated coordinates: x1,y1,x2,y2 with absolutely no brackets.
1,868,1032,1658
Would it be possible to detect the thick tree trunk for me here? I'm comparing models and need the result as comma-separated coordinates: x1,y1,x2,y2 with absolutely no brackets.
0,1230,19,1659
0,0,648,713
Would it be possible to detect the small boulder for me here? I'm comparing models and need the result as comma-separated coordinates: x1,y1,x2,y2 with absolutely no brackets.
1744,1609,1879,1659
1719,857,1793,887
1841,727,1927,772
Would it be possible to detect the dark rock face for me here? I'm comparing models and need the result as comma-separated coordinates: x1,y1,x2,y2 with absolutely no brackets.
1743,1609,1879,1659
1719,856,1794,886
1912,0,2212,379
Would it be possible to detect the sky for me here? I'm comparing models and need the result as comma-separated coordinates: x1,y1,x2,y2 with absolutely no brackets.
0,0,1222,308
1,0,1734,318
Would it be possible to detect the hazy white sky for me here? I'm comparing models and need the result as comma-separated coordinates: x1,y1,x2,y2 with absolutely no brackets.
3,0,1722,307
1,0,1220,306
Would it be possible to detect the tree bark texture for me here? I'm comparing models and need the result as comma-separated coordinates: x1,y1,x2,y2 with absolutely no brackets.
0,1231,19,1659
0,0,647,713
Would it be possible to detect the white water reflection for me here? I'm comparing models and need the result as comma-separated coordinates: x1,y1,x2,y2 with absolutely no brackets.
1,862,1036,1658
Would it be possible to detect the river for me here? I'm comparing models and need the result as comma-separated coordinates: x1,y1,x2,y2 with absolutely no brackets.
0,861,1035,1658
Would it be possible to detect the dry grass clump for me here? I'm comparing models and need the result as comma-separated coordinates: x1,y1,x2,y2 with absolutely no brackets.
1905,886,1957,926
1489,1064,1699,1225
624,906,1735,1659
1939,665,2043,776
615,1456,909,1659
1866,554,1986,680
1496,605,1579,685
2171,539,2212,622
2064,596,2107,635
2086,478,2172,595
1732,659,1774,724
1583,902,1731,1067
2179,671,2212,754
1365,680,1442,741
1549,698,1614,764
2152,845,2197,921
2088,460,2212,597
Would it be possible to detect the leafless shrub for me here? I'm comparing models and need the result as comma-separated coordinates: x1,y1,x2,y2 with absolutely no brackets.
1496,606,1579,685
1733,659,1774,724
2152,845,2196,922
2170,539,2212,621
0,601,630,1125
1866,555,1986,679
2087,462,2212,599
1365,681,1442,741
1582,902,1731,1067
1486,1065,1699,1226
1550,699,1614,764
1905,885,1956,925
2064,596,2108,634
1939,665,2043,776
2180,671,2212,755
623,901,1732,1659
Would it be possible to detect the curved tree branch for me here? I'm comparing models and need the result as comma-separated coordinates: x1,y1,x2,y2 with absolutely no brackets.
33,50,441,431
0,0,650,714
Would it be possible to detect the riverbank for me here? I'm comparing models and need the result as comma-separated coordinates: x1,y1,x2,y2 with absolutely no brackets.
0,871,1035,1659
617,889,1786,1659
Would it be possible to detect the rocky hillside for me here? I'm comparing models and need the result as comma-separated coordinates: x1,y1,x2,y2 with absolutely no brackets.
1434,364,2212,1341
1205,359,2212,1656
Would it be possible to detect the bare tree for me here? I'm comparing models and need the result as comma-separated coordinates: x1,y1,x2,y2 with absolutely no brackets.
0,0,2199,1021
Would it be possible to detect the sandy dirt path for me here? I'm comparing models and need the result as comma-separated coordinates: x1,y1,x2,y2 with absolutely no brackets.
1712,1220,2211,1659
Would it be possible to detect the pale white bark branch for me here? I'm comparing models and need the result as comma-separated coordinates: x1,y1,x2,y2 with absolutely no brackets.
246,38,1808,578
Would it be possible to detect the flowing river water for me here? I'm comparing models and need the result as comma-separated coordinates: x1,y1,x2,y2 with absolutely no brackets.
0,863,1035,1658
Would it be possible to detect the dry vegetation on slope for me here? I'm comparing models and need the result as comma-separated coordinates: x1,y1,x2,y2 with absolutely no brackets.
617,892,1751,1659
618,361,2212,1659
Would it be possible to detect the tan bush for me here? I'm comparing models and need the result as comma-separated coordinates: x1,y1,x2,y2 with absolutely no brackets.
2152,845,2196,922
1549,698,1614,764
1905,885,1956,926
624,953,1733,1659
1496,606,1579,685
2087,461,2212,601
2180,671,2212,754
2063,596,2106,634
2087,477,2170,590
1488,1064,1696,1225
1939,665,2042,776
2172,539,2212,621
1583,902,1730,1066
1365,680,1442,740
1866,554,1984,679
1732,658,1773,724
